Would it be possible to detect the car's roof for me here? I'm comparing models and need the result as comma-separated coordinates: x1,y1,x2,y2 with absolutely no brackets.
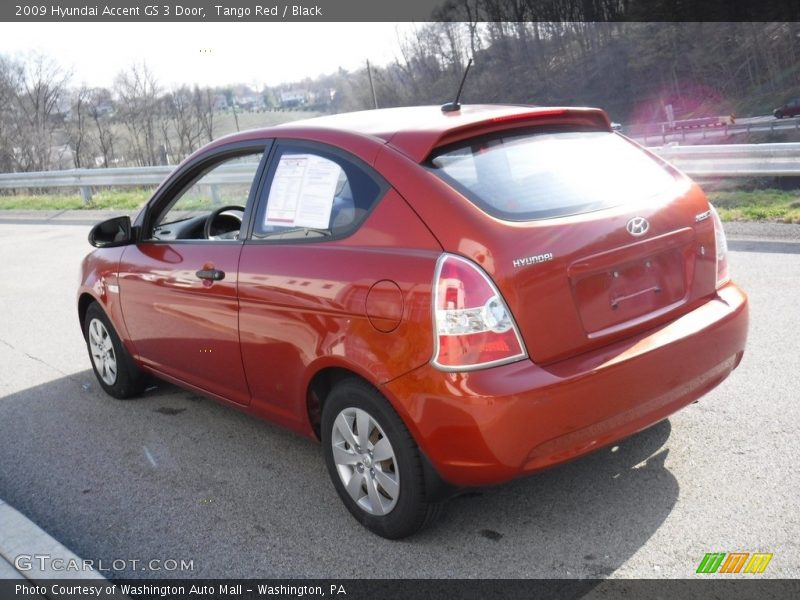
212,104,611,163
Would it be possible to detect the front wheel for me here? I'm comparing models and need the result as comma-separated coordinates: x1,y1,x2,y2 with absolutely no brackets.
321,379,441,539
84,302,145,399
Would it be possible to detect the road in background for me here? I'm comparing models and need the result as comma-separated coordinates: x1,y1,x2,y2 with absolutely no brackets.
0,223,798,579
626,115,800,145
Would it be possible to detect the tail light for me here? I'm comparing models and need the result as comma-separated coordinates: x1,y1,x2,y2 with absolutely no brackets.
432,253,527,371
709,204,730,288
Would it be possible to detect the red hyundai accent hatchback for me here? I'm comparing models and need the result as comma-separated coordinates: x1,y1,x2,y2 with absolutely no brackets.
79,105,748,538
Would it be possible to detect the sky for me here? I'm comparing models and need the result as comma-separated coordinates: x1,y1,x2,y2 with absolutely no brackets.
0,22,413,89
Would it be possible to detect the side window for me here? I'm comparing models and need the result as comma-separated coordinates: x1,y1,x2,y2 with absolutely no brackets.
253,146,383,241
150,151,263,241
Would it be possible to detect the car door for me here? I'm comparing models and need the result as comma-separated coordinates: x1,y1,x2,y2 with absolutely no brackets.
237,141,391,427
118,141,271,405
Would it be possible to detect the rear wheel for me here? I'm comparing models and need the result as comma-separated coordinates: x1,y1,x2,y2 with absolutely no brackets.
84,303,145,399
321,378,441,539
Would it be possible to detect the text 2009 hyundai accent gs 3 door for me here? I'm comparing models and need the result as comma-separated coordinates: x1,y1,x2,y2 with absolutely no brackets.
78,105,748,538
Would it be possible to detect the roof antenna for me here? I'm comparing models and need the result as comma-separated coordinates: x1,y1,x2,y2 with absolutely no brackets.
441,57,473,113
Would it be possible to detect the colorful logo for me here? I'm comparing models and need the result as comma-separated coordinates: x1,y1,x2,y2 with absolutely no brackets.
696,552,773,574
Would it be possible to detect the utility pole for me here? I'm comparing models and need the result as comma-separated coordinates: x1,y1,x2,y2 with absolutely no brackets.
232,101,240,132
366,60,378,109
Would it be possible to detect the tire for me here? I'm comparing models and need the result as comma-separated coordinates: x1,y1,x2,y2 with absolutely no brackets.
321,378,441,539
775,111,784,119
83,302,145,399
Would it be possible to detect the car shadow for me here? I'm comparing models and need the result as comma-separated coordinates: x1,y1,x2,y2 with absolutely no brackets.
425,419,676,578
0,371,679,580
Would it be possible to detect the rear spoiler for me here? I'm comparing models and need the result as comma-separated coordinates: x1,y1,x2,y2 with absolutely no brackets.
390,107,612,163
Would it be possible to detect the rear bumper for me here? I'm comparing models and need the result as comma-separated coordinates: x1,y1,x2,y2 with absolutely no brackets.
383,282,748,486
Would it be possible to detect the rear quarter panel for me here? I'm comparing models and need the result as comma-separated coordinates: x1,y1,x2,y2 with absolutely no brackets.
237,188,442,433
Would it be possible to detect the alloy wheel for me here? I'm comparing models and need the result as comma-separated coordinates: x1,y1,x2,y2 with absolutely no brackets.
330,407,400,516
88,318,118,385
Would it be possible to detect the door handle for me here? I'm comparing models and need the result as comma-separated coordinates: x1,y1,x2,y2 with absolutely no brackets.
196,268,225,281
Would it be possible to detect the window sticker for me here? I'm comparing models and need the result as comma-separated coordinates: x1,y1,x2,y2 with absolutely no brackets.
265,154,341,229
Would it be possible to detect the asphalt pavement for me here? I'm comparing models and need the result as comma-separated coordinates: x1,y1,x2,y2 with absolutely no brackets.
0,217,798,579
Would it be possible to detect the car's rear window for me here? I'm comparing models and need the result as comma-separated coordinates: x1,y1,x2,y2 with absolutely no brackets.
429,130,679,221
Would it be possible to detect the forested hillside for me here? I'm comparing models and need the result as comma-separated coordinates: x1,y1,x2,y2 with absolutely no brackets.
305,22,800,123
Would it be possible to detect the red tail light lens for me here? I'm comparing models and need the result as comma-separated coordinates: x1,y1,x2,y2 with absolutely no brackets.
709,204,730,288
432,254,527,371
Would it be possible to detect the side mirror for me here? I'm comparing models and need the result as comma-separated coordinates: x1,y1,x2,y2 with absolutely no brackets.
88,216,134,248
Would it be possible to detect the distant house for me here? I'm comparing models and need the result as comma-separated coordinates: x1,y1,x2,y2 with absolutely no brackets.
279,89,308,108
236,93,265,111
94,101,114,117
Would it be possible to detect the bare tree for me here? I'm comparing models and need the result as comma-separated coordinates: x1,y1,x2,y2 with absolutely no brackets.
87,88,116,167
166,85,203,159
7,53,70,171
114,63,161,166
64,85,91,168
0,56,18,172
193,86,216,143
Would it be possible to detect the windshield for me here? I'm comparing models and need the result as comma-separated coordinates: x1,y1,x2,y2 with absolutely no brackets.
429,130,680,221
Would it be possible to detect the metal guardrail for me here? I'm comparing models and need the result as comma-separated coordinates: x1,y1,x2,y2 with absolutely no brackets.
625,116,800,135
0,143,799,205
0,166,175,203
0,163,260,203
626,116,800,145
650,142,800,177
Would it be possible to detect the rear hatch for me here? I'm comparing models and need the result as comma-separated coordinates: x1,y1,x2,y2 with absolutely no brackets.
428,127,718,364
